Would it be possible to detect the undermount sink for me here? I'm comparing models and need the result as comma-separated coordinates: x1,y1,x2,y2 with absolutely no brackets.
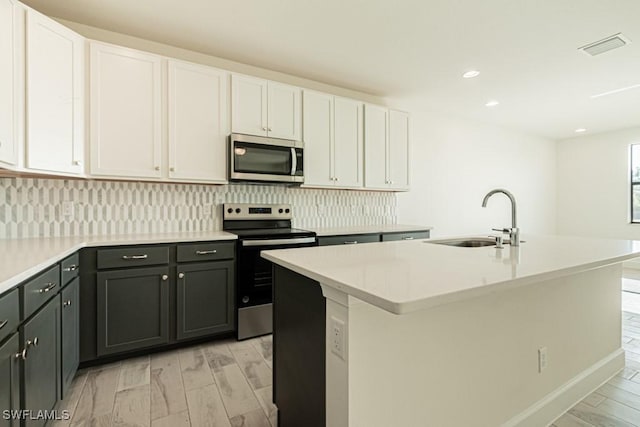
427,237,496,248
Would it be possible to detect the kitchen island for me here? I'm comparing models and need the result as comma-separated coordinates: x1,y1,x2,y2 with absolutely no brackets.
262,235,640,427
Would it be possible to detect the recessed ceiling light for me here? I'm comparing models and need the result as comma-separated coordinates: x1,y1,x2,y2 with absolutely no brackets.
463,70,480,79
575,128,587,133
485,100,499,107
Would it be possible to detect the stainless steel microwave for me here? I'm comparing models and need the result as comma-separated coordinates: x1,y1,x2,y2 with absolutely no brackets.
229,133,304,183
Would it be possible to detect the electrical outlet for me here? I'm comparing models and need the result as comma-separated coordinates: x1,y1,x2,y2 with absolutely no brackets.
62,201,74,218
538,347,548,373
330,316,346,360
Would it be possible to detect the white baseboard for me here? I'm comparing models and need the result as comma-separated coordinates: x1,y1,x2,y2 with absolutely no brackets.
502,349,625,427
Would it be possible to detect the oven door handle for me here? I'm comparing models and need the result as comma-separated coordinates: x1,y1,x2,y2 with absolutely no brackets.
242,237,316,247
290,148,297,176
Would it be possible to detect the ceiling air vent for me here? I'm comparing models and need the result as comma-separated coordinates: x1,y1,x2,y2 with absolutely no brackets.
579,33,631,56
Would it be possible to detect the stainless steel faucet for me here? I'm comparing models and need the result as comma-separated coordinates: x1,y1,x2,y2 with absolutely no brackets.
482,188,520,246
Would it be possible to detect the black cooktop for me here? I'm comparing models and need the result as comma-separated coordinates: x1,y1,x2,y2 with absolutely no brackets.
229,228,316,239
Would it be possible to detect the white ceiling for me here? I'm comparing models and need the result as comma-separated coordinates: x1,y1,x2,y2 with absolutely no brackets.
22,0,640,140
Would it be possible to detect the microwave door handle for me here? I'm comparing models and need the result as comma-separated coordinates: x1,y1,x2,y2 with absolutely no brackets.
290,148,297,176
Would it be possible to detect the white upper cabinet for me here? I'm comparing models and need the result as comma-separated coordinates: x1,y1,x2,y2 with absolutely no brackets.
232,75,301,140
364,104,389,189
89,42,163,179
388,110,410,190
303,90,333,187
303,90,363,188
25,8,85,175
168,59,229,183
0,0,20,168
364,105,410,191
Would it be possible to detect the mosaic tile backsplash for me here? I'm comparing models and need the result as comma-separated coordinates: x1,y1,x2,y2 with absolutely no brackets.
0,178,397,239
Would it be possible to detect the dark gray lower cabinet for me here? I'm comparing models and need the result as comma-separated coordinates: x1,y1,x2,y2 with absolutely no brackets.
21,297,60,427
176,261,234,341
61,277,79,399
0,334,20,427
97,266,169,356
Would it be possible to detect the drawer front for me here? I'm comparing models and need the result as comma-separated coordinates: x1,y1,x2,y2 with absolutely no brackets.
381,231,430,242
0,289,19,343
317,234,380,246
61,252,80,285
23,265,60,320
97,246,169,270
177,241,235,263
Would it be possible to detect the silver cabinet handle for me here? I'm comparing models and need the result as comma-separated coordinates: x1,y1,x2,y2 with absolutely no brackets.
63,300,72,307
154,166,160,171
262,126,267,131
73,160,82,166
178,272,185,279
161,274,168,281
39,282,57,293
170,167,175,172
0,320,8,330
268,127,273,131
16,348,27,360
343,241,358,245
195,250,217,255
63,264,79,272
122,255,148,260
402,237,414,240
32,337,38,347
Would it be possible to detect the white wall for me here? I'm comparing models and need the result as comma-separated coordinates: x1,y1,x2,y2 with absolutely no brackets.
394,103,557,237
557,126,640,240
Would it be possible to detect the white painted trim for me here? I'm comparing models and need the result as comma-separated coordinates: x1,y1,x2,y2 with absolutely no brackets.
502,348,625,427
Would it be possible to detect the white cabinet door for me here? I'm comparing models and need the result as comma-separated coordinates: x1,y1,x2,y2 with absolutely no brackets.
90,42,162,178
388,110,410,190
364,104,388,189
333,97,363,188
303,90,334,187
25,9,84,175
168,60,229,183
0,0,19,168
268,82,301,140
231,74,267,136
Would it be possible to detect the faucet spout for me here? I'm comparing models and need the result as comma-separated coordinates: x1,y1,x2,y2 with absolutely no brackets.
482,188,519,246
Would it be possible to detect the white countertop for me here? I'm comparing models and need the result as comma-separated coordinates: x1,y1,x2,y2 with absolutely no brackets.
262,234,640,315
308,224,433,237
0,231,237,295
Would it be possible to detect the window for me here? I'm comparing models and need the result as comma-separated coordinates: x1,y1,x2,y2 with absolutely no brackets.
631,144,640,222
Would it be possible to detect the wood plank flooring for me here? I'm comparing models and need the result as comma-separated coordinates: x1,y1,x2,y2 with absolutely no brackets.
53,336,275,427
56,298,640,426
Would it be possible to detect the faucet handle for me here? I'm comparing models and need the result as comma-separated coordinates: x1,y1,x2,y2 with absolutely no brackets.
492,228,510,234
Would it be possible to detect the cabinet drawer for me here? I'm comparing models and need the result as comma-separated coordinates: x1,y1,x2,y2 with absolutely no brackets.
0,289,19,343
177,241,235,263
381,231,430,242
97,246,169,269
317,234,380,246
61,252,80,285
22,265,60,320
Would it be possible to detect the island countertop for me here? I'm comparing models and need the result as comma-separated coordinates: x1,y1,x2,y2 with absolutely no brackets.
262,234,640,314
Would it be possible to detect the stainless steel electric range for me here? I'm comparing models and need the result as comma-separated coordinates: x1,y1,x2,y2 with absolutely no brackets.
223,203,317,340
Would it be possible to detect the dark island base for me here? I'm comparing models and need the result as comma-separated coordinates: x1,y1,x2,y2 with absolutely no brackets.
273,265,326,427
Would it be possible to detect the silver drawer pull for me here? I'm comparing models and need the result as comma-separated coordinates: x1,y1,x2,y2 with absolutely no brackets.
39,282,57,293
0,320,8,330
402,237,414,240
343,241,358,244
178,272,185,279
63,300,72,307
161,274,169,281
32,337,38,347
16,348,27,360
63,264,79,272
122,254,148,260
195,250,217,255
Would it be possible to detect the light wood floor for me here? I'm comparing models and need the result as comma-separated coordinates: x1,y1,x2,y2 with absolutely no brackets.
56,305,640,427
54,335,276,427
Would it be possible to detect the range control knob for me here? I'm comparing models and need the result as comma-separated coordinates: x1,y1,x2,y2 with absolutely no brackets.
242,296,250,304
235,208,241,214
278,208,283,214
285,208,290,213
227,208,233,214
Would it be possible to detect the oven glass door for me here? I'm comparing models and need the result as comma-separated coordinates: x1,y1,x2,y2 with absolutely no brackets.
237,238,316,308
